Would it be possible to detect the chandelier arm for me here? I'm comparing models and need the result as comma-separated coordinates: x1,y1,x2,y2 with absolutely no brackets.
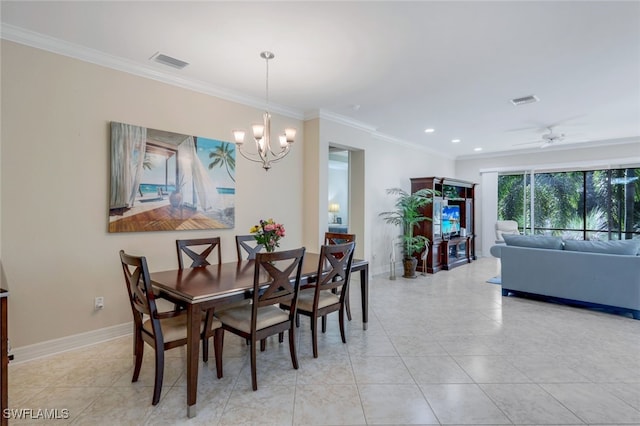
267,145,291,164
267,144,290,158
237,145,266,163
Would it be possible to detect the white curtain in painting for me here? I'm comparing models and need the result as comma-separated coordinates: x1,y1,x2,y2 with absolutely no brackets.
178,136,222,212
110,122,147,209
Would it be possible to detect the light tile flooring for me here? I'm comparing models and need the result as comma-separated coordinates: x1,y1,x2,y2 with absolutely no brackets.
8,258,640,425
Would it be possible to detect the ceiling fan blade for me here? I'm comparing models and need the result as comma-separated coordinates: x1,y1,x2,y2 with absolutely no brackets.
546,114,587,128
513,140,542,146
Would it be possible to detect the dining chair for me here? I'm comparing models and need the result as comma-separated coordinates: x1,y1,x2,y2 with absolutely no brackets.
286,242,355,358
214,247,306,391
176,237,223,359
324,232,356,321
119,250,222,405
235,234,264,260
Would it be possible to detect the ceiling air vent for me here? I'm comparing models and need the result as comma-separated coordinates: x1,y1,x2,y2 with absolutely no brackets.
150,52,189,70
510,95,539,106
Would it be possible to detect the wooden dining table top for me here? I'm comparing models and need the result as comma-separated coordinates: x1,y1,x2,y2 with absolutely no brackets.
150,253,367,304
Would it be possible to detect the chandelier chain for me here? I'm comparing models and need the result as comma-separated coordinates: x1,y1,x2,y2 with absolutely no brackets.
265,55,269,109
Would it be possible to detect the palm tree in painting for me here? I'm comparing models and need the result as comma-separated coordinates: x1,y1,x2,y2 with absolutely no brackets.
208,142,236,182
143,153,154,170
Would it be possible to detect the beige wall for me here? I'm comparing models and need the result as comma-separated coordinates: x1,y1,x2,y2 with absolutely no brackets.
0,41,306,348
0,41,456,349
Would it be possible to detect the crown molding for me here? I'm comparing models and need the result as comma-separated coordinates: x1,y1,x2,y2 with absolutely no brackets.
1,24,304,120
307,109,452,158
305,109,377,133
372,131,454,159
456,136,640,161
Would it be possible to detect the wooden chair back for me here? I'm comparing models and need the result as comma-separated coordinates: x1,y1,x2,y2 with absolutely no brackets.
324,232,356,245
252,248,306,313
120,250,156,323
316,242,356,297
236,234,264,260
176,237,222,269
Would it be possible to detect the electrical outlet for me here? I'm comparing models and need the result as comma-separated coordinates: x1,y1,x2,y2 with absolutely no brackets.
95,296,104,310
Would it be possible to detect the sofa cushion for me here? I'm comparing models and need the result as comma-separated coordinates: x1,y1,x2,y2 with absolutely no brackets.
502,234,564,250
563,239,640,255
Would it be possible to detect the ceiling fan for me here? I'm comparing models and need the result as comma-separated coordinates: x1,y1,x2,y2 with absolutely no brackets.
514,126,566,148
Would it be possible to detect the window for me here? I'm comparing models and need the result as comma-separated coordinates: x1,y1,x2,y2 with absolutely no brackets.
498,168,640,240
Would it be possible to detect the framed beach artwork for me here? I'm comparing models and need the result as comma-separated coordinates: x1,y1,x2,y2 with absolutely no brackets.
108,121,235,233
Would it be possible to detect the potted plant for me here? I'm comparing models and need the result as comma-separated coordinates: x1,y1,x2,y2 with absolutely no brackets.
379,187,436,278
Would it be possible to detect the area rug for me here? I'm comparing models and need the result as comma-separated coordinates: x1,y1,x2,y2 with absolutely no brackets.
486,276,501,284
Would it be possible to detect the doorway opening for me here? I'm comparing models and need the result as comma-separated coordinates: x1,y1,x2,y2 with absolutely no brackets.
328,148,349,233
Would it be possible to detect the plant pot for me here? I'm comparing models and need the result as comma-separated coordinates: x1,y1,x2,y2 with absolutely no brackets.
402,257,418,278
169,191,183,208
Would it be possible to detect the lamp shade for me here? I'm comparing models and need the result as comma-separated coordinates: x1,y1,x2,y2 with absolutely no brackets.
328,203,340,213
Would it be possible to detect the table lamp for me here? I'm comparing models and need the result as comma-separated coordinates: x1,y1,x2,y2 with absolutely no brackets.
328,203,340,223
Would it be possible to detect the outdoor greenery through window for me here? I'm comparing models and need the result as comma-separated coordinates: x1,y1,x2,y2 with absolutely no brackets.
498,168,640,240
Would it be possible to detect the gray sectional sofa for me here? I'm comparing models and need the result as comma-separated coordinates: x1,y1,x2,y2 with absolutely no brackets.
491,235,640,319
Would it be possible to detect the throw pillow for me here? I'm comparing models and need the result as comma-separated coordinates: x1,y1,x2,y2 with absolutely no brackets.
502,234,564,250
563,239,640,255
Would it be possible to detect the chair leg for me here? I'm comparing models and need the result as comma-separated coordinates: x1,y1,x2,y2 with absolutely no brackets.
152,345,165,405
345,291,352,321
260,338,266,352
311,316,319,358
202,309,215,362
250,339,258,391
322,315,327,333
202,338,209,363
132,333,144,382
214,328,224,379
296,313,300,328
339,306,347,344
289,325,299,369
278,332,284,343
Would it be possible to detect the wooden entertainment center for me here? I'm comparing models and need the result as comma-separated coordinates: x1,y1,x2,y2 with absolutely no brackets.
410,177,476,273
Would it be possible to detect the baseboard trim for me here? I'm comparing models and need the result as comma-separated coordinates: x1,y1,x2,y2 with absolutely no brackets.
10,322,133,364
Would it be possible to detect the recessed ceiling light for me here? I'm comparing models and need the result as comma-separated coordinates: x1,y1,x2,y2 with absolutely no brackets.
451,139,461,143
474,147,483,152
424,128,435,133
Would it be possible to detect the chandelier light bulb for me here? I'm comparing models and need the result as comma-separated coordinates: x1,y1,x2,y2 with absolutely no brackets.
285,128,296,143
252,124,265,140
232,130,245,144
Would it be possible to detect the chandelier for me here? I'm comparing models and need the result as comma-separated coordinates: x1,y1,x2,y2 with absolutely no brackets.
233,51,296,171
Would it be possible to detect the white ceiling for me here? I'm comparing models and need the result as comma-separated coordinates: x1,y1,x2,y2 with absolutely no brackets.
2,1,639,159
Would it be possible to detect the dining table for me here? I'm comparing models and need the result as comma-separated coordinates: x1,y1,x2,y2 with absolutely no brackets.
149,253,369,418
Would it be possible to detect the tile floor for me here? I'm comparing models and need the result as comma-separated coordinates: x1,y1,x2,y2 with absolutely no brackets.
8,257,640,425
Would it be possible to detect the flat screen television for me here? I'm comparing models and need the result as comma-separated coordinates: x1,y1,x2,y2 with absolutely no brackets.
441,205,461,236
